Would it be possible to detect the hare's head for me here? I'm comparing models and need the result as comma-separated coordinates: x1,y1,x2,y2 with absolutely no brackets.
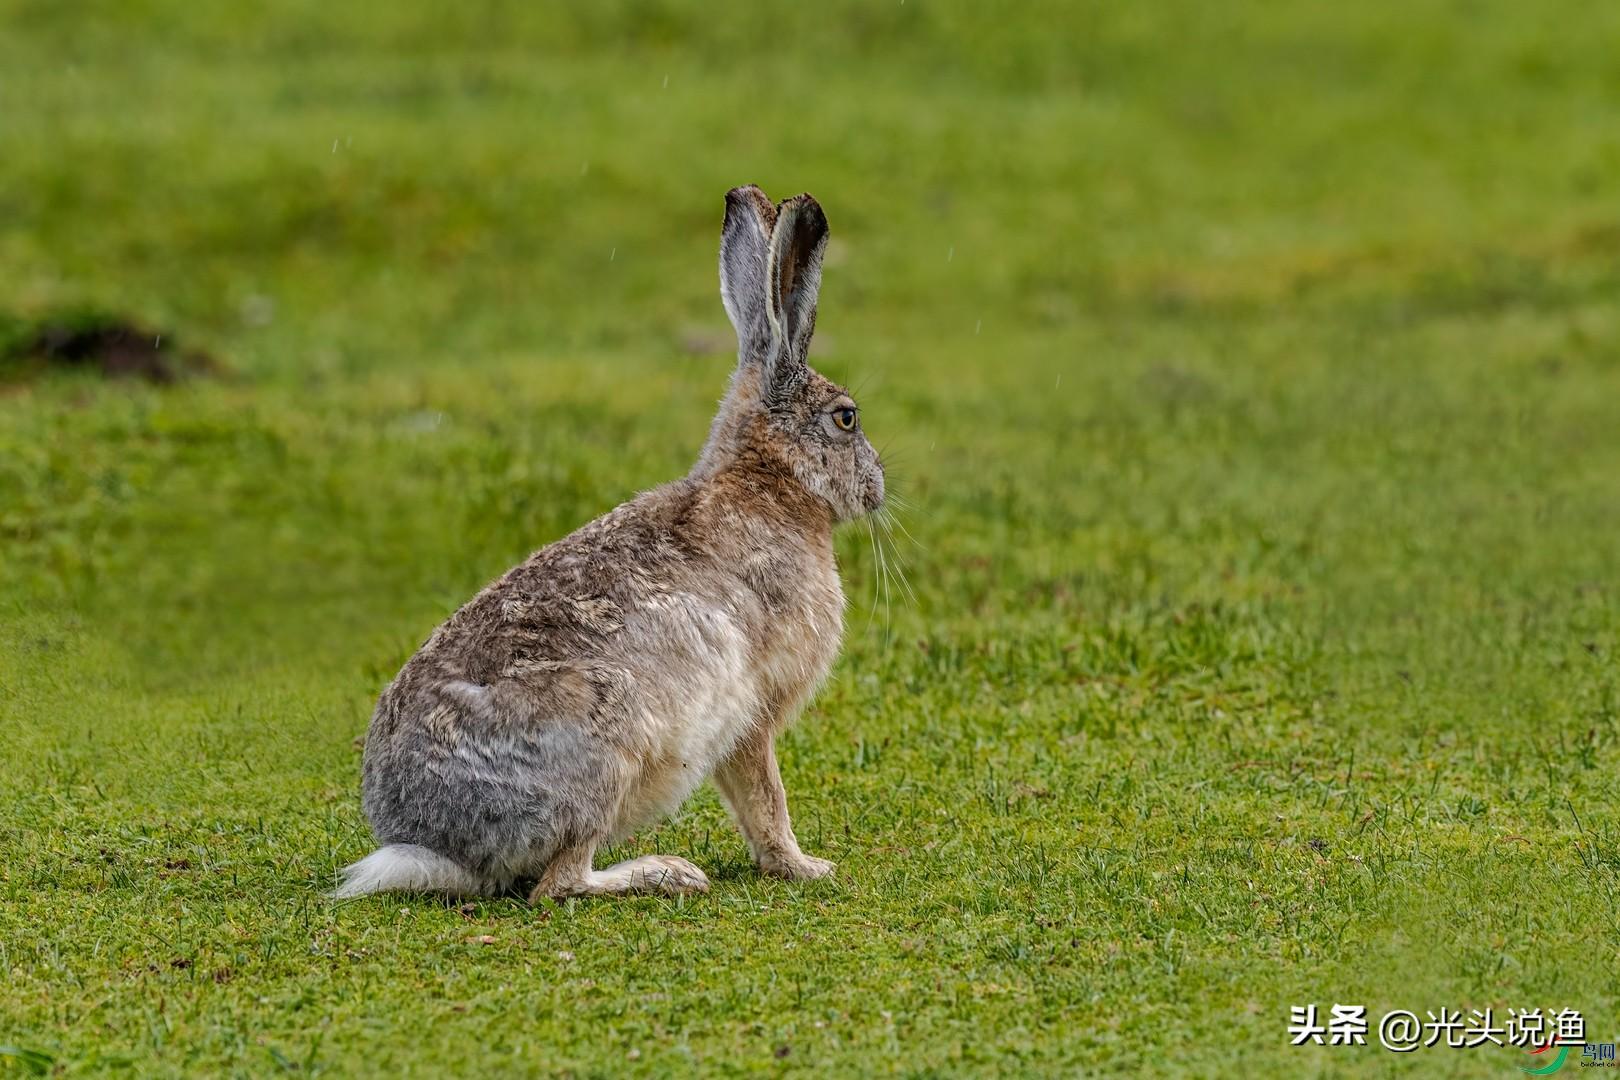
694,186,884,522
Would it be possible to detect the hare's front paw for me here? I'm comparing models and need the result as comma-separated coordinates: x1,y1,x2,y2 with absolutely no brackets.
762,852,836,881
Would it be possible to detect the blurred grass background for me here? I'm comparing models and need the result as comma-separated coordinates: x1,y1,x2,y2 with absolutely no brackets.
2,1,1619,1075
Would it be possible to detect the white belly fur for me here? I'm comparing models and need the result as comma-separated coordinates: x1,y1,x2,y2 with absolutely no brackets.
609,592,761,837
607,557,843,839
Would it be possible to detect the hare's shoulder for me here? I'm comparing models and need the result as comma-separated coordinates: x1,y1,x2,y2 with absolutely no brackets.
408,486,698,677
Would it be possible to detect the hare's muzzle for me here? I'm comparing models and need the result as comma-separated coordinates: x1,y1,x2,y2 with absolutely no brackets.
862,465,886,513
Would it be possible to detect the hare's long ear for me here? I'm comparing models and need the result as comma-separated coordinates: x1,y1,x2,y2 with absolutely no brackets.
719,185,777,360
765,193,829,387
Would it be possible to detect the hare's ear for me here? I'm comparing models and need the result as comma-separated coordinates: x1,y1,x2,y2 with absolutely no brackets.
718,185,777,354
765,193,829,377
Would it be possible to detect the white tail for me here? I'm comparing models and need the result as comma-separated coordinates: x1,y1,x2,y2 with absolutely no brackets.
331,844,483,899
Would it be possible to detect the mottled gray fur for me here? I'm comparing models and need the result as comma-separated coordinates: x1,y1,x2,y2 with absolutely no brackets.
336,186,883,902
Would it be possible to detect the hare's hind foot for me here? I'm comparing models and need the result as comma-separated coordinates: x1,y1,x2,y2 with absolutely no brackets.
529,845,709,903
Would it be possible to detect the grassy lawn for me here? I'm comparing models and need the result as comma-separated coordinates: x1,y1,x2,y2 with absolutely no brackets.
3,1,1619,1075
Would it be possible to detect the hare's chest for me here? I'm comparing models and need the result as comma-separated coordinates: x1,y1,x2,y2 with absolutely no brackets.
750,555,845,722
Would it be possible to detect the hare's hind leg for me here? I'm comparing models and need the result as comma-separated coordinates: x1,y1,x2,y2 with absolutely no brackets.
529,840,709,902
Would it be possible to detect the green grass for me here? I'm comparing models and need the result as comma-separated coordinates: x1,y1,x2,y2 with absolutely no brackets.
3,1,1620,1075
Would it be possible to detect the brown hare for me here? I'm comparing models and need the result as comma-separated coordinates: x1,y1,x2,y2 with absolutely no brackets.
336,186,883,902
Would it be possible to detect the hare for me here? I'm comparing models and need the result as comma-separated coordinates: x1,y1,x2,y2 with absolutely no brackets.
335,186,883,902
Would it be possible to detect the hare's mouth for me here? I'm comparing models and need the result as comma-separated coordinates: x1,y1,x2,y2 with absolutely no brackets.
862,471,887,514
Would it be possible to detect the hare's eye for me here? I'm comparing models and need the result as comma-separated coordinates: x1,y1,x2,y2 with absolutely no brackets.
832,407,858,432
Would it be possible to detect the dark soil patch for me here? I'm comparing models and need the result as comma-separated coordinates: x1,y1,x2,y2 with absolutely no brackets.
2,311,220,385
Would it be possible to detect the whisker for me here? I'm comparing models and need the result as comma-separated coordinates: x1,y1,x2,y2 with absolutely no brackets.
877,512,919,607
880,504,924,551
884,490,917,511
862,518,881,633
873,514,893,639
874,442,910,468
873,496,925,568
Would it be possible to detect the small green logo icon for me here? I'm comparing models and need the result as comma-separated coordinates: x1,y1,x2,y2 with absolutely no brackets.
1519,1043,1569,1075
